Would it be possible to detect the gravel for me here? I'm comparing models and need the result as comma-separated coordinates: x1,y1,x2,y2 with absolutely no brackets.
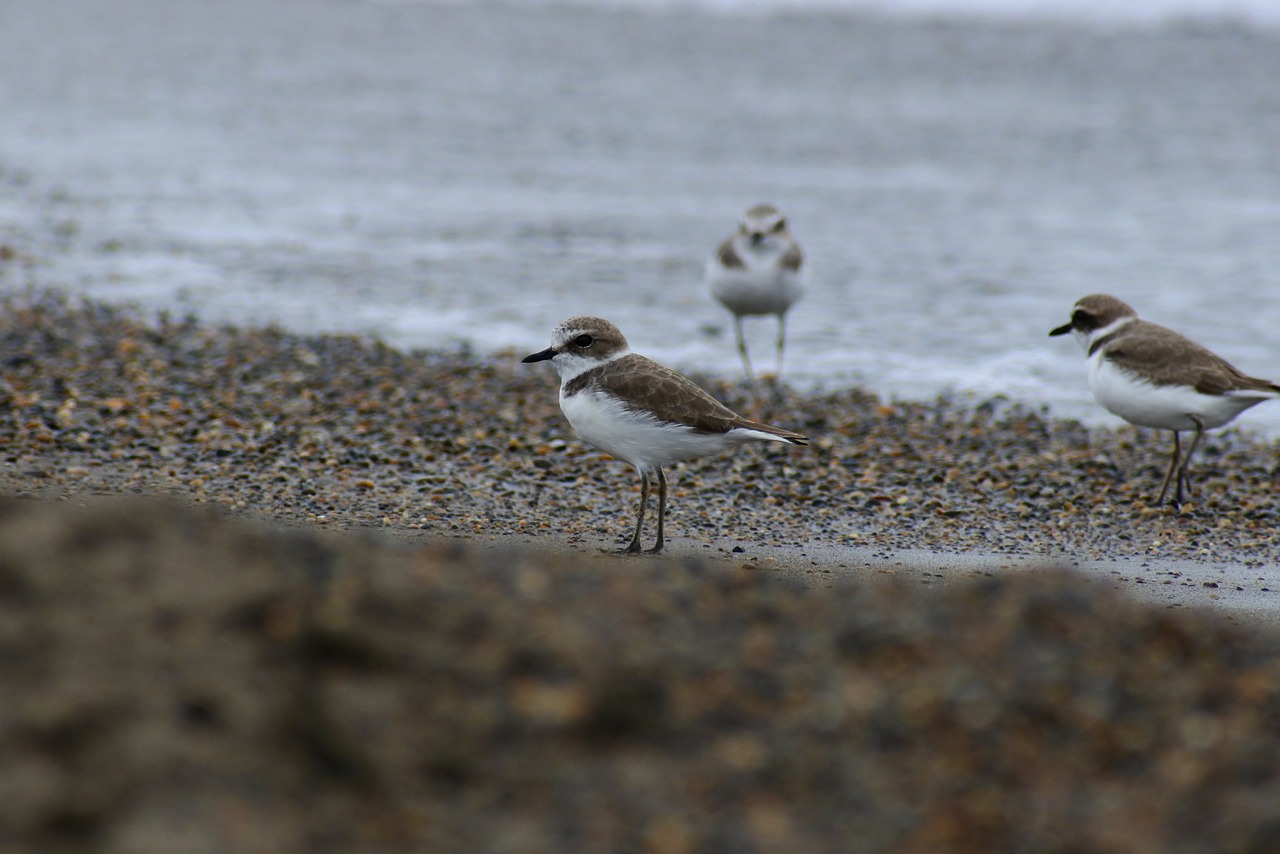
0,289,1276,566
2,289,1280,851
3,497,1280,852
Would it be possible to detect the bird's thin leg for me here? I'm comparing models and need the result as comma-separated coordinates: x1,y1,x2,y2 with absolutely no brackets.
624,471,649,554
775,313,787,380
1156,431,1182,506
645,468,667,555
1174,418,1206,507
733,316,754,382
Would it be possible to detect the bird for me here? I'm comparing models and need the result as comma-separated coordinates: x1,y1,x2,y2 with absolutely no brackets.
1050,293,1280,506
705,203,806,382
523,316,809,553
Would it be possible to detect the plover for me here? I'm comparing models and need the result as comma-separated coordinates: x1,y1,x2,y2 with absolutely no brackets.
523,316,809,553
1050,293,1280,506
706,203,806,381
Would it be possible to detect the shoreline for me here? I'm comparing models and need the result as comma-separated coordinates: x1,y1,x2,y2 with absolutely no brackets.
4,3,1280,437
0,288,1276,626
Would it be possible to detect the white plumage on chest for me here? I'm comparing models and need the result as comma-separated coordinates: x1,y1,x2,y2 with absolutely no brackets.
707,243,805,317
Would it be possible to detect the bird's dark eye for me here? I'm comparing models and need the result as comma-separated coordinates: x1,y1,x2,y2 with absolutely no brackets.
772,218,787,232
572,334,593,348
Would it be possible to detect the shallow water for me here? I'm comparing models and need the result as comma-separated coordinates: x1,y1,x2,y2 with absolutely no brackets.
2,0,1279,436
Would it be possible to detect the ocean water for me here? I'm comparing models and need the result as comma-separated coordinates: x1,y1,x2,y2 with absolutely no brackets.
2,0,1279,436
576,0,1280,23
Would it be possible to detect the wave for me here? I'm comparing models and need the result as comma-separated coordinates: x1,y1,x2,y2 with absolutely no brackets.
386,0,1280,28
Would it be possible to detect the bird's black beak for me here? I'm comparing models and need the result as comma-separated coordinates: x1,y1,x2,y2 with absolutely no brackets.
522,347,556,363
1048,322,1073,337
750,232,764,246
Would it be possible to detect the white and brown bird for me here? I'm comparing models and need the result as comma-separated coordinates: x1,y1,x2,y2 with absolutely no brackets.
706,203,806,381
523,316,809,553
1050,293,1280,506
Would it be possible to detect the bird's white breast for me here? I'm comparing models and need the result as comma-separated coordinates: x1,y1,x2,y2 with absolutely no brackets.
706,242,805,317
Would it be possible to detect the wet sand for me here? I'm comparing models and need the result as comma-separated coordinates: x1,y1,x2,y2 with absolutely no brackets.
2,290,1280,850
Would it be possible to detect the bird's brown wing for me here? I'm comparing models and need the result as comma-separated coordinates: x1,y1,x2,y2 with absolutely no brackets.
590,355,807,443
779,244,804,272
715,240,745,270
1104,325,1278,396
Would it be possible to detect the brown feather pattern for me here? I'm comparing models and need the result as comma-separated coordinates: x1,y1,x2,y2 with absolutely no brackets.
779,244,804,272
715,241,746,270
1093,320,1280,396
564,354,808,443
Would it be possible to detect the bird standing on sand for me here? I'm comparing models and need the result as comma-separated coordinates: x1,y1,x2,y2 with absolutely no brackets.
1050,293,1280,507
523,316,809,554
706,203,806,382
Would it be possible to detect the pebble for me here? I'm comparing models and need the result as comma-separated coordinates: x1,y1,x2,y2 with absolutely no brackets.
1,290,1276,569
1,290,1280,850
0,497,1277,852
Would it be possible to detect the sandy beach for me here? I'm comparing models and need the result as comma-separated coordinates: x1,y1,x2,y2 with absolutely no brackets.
1,287,1279,849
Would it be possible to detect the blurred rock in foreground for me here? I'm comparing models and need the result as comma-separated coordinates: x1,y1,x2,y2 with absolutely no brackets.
1,497,1279,853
